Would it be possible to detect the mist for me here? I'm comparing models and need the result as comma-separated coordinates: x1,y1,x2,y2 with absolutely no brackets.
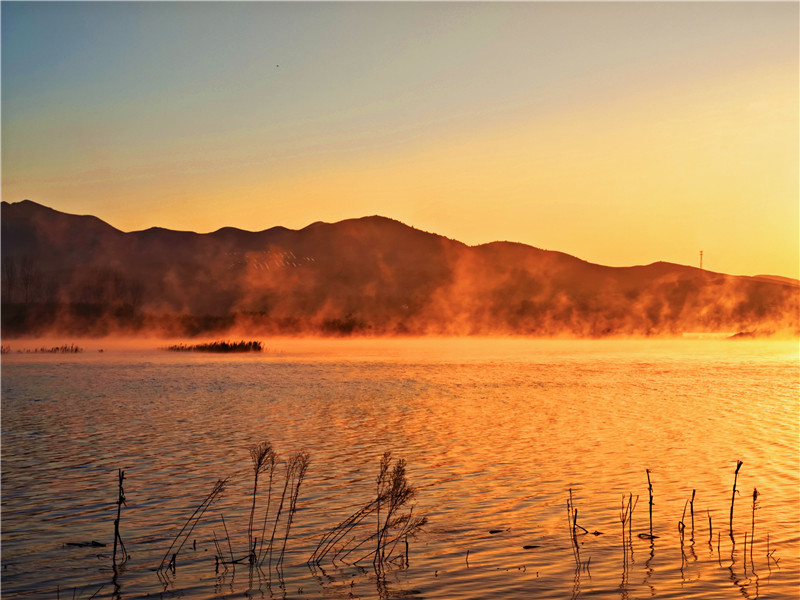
2,201,798,341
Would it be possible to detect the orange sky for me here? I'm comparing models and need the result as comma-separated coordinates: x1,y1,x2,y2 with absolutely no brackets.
2,2,798,278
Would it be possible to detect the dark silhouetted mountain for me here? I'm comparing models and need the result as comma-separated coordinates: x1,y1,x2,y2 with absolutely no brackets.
2,200,798,337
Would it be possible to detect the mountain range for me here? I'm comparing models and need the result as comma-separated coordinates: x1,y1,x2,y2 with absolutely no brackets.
2,200,798,337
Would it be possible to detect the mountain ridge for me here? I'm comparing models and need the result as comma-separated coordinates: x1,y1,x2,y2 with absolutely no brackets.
2,200,798,338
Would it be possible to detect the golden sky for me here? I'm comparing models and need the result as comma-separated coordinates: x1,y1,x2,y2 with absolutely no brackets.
2,2,798,278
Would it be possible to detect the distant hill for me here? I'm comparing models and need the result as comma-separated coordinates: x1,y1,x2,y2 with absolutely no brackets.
2,200,798,337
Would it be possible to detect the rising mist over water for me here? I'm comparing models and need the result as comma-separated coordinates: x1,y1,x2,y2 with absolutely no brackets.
3,200,798,339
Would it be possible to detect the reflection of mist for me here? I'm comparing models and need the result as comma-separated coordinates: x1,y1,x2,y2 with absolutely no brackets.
3,202,799,338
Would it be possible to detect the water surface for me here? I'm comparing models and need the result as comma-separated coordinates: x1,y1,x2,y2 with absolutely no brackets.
2,338,798,599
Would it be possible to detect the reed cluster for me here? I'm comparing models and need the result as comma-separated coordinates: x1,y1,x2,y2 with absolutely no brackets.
309,451,427,574
5,343,84,353
156,440,309,583
166,340,263,353
103,455,779,598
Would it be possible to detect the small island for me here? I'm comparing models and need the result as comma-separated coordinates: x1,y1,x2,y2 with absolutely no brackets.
166,340,263,353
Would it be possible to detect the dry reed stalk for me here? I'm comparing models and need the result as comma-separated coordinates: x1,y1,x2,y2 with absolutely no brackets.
277,451,310,568
384,506,425,563
628,494,638,542
621,493,637,585
707,509,713,545
248,441,276,563
212,531,226,573
374,452,392,570
750,488,759,563
619,493,637,543
729,460,743,540
620,497,629,588
678,500,688,543
353,515,427,566
262,451,311,571
567,490,581,568
375,455,423,570
766,532,779,564
112,469,128,570
309,498,381,564
158,477,228,572
647,470,653,539
310,452,425,572
256,449,278,561
334,529,377,564
220,512,235,564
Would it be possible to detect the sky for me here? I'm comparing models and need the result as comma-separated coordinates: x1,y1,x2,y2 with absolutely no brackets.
2,1,798,279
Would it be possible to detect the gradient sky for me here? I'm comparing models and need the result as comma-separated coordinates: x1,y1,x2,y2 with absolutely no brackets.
2,1,798,278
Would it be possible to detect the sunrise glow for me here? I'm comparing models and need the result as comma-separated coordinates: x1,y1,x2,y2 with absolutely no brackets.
2,1,797,278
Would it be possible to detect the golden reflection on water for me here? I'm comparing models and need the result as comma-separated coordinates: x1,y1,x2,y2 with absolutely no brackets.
1,337,797,599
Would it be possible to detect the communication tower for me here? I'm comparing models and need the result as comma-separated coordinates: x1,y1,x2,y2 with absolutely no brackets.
700,250,703,270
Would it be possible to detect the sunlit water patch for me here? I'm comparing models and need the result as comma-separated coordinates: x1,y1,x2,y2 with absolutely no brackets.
1,338,798,599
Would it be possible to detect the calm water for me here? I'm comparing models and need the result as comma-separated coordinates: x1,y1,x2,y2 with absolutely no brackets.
1,338,798,599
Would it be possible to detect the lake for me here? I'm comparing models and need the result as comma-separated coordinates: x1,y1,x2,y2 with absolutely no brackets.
1,337,798,599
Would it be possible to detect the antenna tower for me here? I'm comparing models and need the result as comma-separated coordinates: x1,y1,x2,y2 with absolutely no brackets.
700,250,703,270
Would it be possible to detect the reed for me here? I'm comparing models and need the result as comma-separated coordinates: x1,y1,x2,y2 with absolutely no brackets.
566,490,581,569
376,454,407,568
310,451,426,573
256,448,279,561
628,494,637,541
220,512,235,564
276,451,310,568
182,442,311,575
766,532,779,565
707,509,713,546
158,477,228,573
750,488,759,563
309,498,380,565
248,441,276,563
265,457,294,572
729,460,743,540
619,491,638,576
647,469,653,539
109,456,786,594
637,469,658,540
112,469,128,570
678,499,689,543
375,452,392,569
